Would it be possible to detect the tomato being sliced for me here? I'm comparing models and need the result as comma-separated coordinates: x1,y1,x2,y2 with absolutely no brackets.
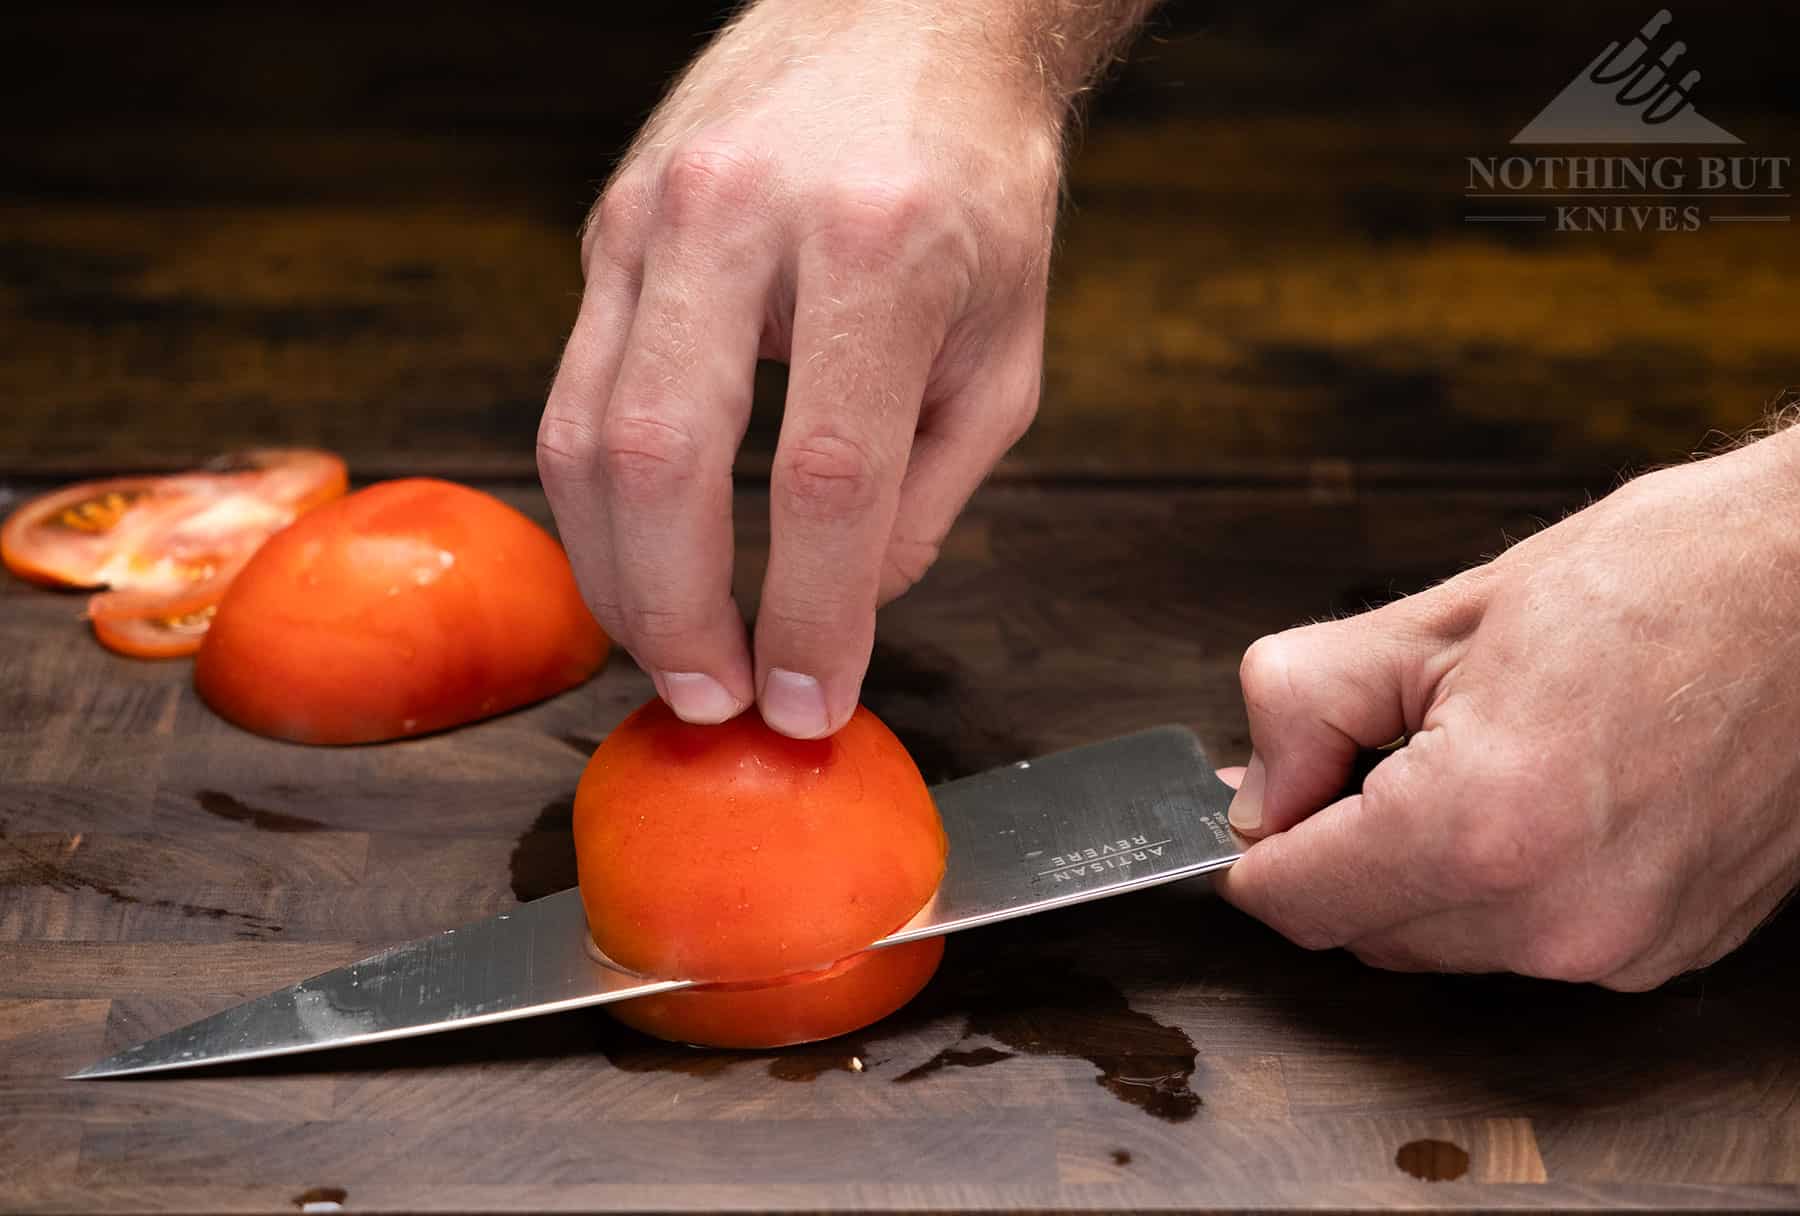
194,478,610,744
575,699,947,986
1,449,348,658
573,697,947,1046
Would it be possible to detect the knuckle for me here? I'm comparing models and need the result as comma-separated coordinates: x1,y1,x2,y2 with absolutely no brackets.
1566,897,1672,985
882,535,943,594
757,603,841,639
816,174,942,258
585,598,629,639
583,175,651,271
1348,942,1417,973
657,141,765,225
1235,878,1347,953
620,604,695,644
536,411,600,483
598,414,702,504
1239,633,1302,716
1442,752,1560,897
1516,924,1646,985
1001,382,1042,449
1355,756,1417,834
1282,918,1346,953
1596,967,1671,994
775,429,884,521
1448,807,1545,898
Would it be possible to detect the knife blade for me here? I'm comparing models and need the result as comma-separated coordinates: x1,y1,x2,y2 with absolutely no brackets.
72,724,1240,1079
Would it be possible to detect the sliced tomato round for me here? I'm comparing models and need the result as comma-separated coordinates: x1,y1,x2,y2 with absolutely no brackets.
1,449,347,658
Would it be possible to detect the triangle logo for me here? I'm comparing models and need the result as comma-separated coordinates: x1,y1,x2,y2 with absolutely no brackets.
1514,9,1741,145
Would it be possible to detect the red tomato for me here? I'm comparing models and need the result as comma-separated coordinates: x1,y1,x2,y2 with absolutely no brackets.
574,698,947,989
194,478,608,744
611,938,945,1049
1,449,347,658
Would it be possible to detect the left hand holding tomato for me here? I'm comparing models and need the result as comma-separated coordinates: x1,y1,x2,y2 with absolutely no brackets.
1215,427,1800,990
536,2,1060,742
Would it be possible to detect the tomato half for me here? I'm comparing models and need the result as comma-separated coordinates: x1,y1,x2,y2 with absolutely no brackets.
194,478,609,744
1,449,348,658
574,698,947,987
611,938,945,1049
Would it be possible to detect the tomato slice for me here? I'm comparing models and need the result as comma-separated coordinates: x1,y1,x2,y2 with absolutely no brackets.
1,449,347,658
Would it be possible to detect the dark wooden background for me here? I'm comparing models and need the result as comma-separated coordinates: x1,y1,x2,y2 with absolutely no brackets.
2,2,1798,1211
4,1,1796,479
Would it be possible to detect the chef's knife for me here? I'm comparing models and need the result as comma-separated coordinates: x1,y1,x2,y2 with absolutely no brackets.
73,725,1242,1078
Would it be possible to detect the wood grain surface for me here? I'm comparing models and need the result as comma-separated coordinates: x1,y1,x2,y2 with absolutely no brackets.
4,3,1798,1210
3,483,1797,1212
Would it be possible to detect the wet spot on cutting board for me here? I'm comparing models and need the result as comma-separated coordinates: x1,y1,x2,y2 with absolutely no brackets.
894,1045,1016,1082
892,937,1203,1121
1395,1138,1470,1181
603,1042,745,1079
600,925,1203,1118
194,790,328,832
292,1185,348,1211
508,797,576,902
764,1048,870,1082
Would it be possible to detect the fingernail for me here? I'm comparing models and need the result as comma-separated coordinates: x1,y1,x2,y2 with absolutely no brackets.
760,668,831,739
1228,753,1267,835
661,672,741,725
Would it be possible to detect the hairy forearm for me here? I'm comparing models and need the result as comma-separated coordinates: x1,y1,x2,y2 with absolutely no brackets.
688,0,1162,125
963,0,1166,112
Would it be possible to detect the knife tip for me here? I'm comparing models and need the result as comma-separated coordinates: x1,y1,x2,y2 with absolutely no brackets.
67,1057,141,1080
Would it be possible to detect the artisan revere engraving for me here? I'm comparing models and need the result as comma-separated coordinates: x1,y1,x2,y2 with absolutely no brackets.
1041,836,1171,882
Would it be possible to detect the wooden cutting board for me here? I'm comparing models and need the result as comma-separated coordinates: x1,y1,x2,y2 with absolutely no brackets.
2,483,1796,1213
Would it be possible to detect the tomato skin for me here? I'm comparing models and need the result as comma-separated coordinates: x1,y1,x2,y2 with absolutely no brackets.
610,938,944,1049
194,479,608,744
574,698,947,984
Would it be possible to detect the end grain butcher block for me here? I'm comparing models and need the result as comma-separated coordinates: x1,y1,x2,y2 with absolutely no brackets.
2,482,1797,1213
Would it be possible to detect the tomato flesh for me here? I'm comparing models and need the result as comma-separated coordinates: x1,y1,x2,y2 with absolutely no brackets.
194,478,609,744
0,449,348,658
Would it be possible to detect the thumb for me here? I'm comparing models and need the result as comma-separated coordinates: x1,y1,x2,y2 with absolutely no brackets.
1228,598,1450,838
